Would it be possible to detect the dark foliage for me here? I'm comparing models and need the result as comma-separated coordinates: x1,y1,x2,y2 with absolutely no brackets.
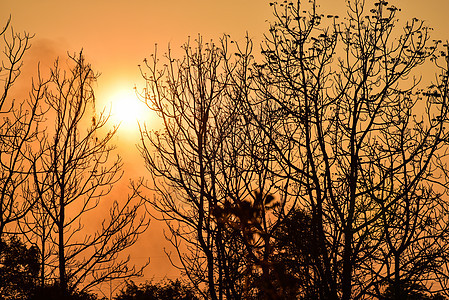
114,279,199,300
0,236,39,299
30,284,103,300
381,282,447,300
0,236,105,300
271,209,321,299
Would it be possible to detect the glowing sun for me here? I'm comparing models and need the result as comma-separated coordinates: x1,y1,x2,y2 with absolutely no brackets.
109,88,148,129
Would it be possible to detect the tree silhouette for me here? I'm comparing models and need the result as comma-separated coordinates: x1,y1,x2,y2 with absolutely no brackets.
213,190,285,299
246,0,449,298
0,236,39,299
271,208,322,299
139,0,449,299
114,279,199,300
0,18,45,254
25,52,149,297
137,37,285,299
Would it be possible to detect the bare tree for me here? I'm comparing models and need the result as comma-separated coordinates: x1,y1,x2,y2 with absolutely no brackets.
0,17,45,252
20,183,56,290
137,37,285,299
248,0,449,299
28,52,149,297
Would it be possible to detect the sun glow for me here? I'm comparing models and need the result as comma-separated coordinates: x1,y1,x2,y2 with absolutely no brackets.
108,88,149,131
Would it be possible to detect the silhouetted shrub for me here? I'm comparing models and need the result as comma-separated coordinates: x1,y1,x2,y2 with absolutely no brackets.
114,279,199,300
0,236,39,299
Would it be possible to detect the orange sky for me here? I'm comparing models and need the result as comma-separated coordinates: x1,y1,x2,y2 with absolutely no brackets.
2,0,449,291
2,0,449,132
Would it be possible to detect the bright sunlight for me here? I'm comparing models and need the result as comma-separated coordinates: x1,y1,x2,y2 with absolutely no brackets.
108,87,149,132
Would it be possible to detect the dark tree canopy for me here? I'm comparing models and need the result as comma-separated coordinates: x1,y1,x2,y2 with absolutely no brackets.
0,236,39,300
114,279,199,300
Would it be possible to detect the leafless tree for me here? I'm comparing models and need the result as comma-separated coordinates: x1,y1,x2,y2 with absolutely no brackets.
0,17,45,252
138,37,286,299
27,52,149,297
20,184,56,289
248,0,449,299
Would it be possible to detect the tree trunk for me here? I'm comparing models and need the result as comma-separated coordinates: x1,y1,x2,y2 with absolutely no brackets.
58,207,67,297
394,253,402,300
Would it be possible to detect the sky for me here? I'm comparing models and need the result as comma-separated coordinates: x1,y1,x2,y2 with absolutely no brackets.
2,0,449,291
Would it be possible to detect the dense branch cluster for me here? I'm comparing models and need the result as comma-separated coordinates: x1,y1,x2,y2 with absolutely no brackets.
138,1,449,299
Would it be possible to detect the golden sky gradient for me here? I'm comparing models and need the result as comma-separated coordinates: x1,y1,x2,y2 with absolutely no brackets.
2,0,449,287
2,0,449,134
